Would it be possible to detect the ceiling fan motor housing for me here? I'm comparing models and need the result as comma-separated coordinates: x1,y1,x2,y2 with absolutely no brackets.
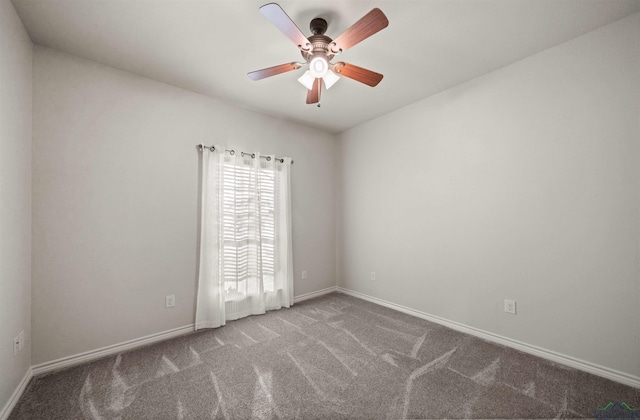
301,34,335,62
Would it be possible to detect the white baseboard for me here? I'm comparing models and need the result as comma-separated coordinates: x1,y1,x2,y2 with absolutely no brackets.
28,286,338,378
1,287,335,418
0,367,33,420
337,287,640,389
294,286,338,303
11,284,634,418
28,287,337,379
31,324,195,377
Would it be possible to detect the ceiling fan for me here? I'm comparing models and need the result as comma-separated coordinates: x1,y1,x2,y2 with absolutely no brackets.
247,3,389,106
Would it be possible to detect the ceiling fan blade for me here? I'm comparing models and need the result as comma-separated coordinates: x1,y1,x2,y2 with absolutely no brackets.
331,8,388,53
260,3,310,50
248,62,301,81
333,62,383,87
306,78,321,104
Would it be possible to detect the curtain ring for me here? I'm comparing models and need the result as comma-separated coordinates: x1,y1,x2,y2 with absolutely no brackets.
251,153,256,159
266,156,271,161
229,150,235,155
209,146,215,152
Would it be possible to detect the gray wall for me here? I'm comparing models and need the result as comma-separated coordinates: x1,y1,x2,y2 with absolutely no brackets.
337,13,640,378
0,0,32,411
31,47,336,365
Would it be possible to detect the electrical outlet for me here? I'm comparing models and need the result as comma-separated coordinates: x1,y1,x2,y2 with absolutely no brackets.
165,294,175,308
504,299,516,314
370,271,376,282
302,270,307,280
13,336,20,355
18,330,24,350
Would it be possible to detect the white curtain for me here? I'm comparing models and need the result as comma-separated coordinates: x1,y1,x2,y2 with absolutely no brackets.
195,145,293,330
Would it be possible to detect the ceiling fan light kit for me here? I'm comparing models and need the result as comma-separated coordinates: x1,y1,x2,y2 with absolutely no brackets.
322,69,340,89
297,70,315,90
247,3,388,106
309,56,328,78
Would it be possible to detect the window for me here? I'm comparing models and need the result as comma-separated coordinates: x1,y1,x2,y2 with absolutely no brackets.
221,156,276,301
195,145,293,329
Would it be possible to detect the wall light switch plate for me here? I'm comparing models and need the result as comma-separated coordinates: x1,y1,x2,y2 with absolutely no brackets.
166,294,175,308
302,270,307,280
370,272,376,282
18,331,24,350
13,336,20,355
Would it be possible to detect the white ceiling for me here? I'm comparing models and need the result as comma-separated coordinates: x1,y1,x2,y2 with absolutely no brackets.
11,0,640,134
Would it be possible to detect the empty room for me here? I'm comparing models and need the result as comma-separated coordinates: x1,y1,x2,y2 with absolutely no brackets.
1,0,639,418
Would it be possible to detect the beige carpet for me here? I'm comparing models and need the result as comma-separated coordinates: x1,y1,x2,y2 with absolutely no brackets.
10,293,639,419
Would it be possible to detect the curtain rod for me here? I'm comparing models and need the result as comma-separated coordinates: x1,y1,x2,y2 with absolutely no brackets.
196,144,293,164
